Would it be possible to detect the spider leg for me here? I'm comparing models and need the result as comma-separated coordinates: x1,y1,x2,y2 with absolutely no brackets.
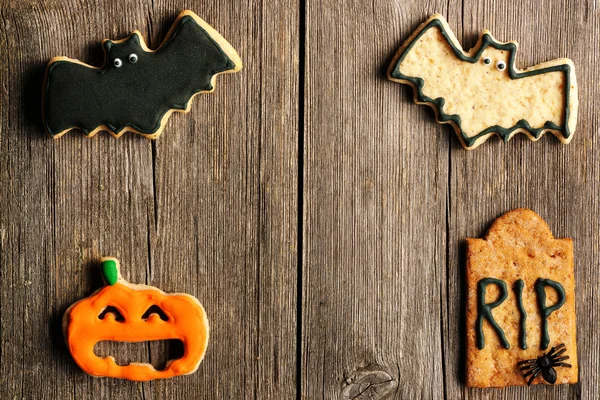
520,364,538,372
517,359,537,366
527,369,542,385
554,356,570,362
547,343,565,357
551,348,567,358
555,362,572,368
518,361,537,368
523,367,541,378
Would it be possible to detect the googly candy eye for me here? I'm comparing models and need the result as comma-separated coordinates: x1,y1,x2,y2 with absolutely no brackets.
483,57,492,65
128,53,138,63
496,60,506,71
113,58,123,68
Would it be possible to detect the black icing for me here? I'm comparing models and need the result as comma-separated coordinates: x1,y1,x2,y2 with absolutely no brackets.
43,15,236,136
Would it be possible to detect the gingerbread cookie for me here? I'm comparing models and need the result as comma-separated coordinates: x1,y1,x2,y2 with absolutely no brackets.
63,257,209,381
387,15,578,149
466,209,577,387
43,10,242,139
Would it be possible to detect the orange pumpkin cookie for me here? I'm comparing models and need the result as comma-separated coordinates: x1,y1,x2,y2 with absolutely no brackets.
63,257,209,381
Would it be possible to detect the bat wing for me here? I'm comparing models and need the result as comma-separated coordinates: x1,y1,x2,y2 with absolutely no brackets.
43,59,108,136
388,15,481,147
511,59,577,144
43,10,242,138
152,12,242,107
388,15,465,114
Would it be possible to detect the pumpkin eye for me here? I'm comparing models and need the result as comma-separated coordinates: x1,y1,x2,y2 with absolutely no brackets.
141,305,169,321
98,306,125,322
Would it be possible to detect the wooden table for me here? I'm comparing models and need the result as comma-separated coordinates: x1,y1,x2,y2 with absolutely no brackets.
0,0,597,398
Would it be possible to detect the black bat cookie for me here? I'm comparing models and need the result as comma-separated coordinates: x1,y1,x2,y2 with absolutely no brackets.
43,10,242,138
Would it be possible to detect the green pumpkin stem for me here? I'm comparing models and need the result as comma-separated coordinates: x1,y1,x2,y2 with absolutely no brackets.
101,258,119,286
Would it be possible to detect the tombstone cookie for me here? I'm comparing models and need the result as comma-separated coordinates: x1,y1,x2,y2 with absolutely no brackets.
387,15,578,149
466,209,577,387
43,10,242,139
63,257,209,381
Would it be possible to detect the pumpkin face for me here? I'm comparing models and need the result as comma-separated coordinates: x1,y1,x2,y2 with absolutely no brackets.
63,258,209,381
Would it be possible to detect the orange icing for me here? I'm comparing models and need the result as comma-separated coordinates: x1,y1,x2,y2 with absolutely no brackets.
65,281,209,381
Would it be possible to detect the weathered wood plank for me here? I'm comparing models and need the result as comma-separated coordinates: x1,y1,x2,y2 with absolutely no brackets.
0,0,298,399
0,1,156,399
147,0,299,398
444,1,598,399
302,1,449,398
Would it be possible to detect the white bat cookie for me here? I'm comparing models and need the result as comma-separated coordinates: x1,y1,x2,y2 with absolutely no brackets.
388,15,577,149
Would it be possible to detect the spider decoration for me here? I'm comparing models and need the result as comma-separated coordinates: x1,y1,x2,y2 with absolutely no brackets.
517,343,572,385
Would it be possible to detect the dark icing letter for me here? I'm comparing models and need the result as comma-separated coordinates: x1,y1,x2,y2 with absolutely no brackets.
535,278,566,350
513,279,527,350
476,278,510,350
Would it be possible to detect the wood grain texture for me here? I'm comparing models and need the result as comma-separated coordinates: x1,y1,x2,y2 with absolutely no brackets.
1,0,600,399
444,1,598,398
302,1,449,399
0,0,298,399
303,0,598,399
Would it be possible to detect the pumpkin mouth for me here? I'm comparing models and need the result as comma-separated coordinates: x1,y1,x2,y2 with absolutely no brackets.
94,339,185,370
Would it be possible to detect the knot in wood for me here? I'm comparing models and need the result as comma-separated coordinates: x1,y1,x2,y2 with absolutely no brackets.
340,368,397,400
